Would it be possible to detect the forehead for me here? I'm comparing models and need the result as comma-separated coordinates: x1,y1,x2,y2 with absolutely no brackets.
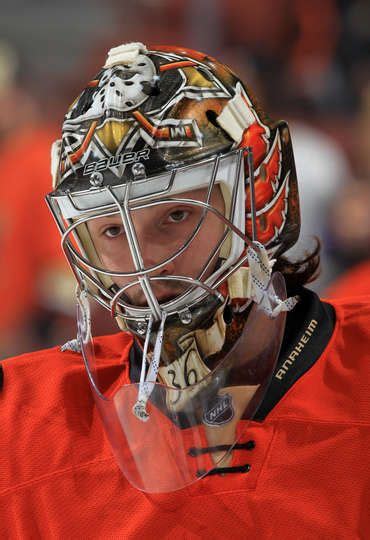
88,185,223,227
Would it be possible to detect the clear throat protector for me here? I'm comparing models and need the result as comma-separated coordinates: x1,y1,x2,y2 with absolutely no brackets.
77,272,289,493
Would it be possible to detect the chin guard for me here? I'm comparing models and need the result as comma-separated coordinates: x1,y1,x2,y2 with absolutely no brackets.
78,272,289,493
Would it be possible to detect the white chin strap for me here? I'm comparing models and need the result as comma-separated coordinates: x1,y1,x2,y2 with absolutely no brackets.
247,241,298,317
133,310,167,421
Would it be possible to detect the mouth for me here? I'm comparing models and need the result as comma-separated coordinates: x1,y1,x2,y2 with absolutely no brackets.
114,279,191,308
157,293,180,305
131,290,183,308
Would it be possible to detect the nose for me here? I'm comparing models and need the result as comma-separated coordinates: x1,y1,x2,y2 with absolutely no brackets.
137,230,176,277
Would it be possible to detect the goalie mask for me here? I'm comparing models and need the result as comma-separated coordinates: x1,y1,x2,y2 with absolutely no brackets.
47,43,300,492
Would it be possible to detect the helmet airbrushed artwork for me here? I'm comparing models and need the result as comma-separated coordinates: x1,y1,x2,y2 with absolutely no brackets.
46,43,300,492
48,42,300,319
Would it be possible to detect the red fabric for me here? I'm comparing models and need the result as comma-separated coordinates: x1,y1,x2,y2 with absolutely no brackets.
325,260,370,299
1,297,370,538
0,125,66,333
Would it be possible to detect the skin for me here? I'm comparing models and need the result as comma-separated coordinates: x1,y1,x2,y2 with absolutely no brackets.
87,186,226,306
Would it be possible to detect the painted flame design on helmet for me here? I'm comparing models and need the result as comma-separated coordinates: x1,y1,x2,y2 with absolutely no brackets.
53,43,299,255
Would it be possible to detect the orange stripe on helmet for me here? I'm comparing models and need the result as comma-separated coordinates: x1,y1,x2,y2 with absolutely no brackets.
160,60,197,71
132,111,170,139
68,120,97,164
150,45,214,62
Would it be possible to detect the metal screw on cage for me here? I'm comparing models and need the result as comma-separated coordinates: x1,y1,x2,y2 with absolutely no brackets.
131,162,147,180
89,171,104,187
132,400,150,422
136,321,148,335
179,308,193,325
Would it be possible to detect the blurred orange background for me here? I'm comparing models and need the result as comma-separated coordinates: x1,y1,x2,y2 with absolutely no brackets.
0,0,369,358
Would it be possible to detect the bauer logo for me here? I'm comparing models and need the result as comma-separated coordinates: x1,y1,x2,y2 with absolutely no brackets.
203,393,234,426
83,149,150,175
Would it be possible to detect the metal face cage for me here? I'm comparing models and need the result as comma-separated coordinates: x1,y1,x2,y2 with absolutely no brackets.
46,147,259,329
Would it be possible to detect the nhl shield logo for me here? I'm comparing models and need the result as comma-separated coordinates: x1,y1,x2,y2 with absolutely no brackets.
203,393,234,426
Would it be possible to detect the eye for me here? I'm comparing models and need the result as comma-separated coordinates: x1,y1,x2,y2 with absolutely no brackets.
103,225,125,238
167,209,190,223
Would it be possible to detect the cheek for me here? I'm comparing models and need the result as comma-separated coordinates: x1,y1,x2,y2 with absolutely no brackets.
202,216,224,249
100,252,116,269
205,223,224,262
91,245,132,290
111,275,131,289
173,213,224,271
99,247,132,275
90,231,131,272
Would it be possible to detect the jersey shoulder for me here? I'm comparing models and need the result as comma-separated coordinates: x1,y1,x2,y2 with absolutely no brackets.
325,261,370,299
0,332,133,496
270,294,370,424
328,293,370,336
1,330,133,401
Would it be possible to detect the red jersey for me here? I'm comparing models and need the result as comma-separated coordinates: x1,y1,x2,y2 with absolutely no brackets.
1,291,370,538
325,260,370,299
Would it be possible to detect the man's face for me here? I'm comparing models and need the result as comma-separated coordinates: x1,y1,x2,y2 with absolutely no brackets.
87,186,225,306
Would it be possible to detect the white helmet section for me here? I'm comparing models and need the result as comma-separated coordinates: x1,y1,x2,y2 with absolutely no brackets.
65,57,156,123
50,150,246,313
